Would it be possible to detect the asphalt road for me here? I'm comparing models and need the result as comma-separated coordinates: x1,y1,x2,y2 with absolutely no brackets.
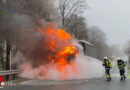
1,77,130,90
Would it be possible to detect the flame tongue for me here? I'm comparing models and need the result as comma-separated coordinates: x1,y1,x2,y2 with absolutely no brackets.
36,24,78,79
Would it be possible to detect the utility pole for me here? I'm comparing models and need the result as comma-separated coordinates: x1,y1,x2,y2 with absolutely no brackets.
5,40,11,81
6,40,11,70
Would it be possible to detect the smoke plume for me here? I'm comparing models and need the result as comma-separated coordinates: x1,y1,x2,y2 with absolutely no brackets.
0,0,61,65
0,0,104,80
19,54,104,80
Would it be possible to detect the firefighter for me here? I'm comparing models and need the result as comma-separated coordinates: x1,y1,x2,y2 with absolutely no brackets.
117,58,127,80
103,56,112,81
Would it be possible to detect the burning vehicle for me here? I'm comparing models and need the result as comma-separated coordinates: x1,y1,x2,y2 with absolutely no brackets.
17,22,94,80
35,24,93,65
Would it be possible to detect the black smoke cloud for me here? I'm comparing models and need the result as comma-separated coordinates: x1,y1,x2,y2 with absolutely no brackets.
0,0,61,67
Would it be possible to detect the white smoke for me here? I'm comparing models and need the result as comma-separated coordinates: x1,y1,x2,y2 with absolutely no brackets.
19,53,104,80
75,55,104,79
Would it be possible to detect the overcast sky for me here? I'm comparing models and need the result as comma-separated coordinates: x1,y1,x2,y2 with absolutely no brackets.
85,0,130,45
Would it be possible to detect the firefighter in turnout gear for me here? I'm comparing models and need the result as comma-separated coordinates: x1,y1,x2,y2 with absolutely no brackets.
103,57,112,81
117,58,127,80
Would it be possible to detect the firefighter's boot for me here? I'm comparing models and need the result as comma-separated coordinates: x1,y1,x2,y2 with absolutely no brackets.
107,76,111,81
120,76,123,80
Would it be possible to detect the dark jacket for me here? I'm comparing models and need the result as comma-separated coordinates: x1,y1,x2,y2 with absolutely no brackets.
117,59,126,69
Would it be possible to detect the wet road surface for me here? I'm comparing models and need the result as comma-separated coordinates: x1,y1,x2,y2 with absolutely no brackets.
1,77,130,90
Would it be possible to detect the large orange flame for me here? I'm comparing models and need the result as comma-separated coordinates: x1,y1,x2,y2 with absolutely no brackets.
36,24,78,79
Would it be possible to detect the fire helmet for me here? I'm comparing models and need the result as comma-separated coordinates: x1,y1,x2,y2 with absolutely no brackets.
117,57,121,60
104,56,108,60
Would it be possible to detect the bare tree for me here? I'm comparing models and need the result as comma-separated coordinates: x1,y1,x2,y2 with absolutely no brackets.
88,26,106,44
0,42,6,70
57,0,87,28
124,40,130,64
56,0,89,41
125,40,130,55
88,26,107,60
88,26,123,60
65,14,88,40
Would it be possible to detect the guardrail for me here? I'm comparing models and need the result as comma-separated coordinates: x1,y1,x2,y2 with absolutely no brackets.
0,69,22,87
0,69,22,76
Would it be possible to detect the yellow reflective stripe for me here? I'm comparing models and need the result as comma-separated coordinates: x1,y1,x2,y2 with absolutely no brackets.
112,65,118,67
106,61,109,66
118,66,123,68
121,75,124,77
112,62,126,68
106,73,110,78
